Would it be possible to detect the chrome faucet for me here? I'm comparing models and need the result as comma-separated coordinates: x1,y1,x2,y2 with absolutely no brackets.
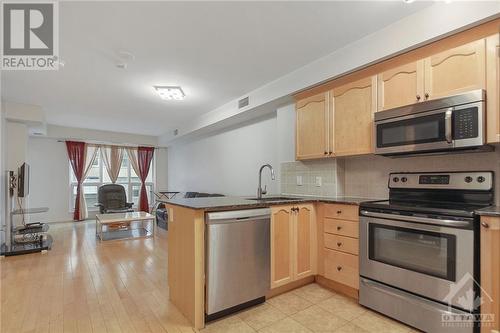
257,164,275,199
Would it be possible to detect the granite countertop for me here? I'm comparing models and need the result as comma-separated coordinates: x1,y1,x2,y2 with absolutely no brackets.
475,206,500,217
159,195,380,212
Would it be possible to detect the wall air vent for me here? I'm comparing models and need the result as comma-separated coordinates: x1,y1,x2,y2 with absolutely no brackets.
173,129,179,136
238,96,249,109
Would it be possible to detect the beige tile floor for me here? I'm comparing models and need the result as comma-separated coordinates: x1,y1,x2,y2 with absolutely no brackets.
202,283,419,333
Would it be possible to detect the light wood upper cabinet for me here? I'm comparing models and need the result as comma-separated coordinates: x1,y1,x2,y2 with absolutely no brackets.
296,92,330,160
377,61,424,111
424,39,486,100
271,204,316,289
486,34,500,144
270,207,294,288
332,76,377,156
480,216,500,333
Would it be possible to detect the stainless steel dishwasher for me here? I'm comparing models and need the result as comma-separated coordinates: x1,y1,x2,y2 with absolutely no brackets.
205,208,270,321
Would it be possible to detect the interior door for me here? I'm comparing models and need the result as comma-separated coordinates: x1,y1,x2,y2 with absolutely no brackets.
424,39,486,100
296,92,330,160
332,76,376,156
270,207,293,288
377,61,424,111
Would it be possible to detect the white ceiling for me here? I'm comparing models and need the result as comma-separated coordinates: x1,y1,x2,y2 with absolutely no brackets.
2,1,432,136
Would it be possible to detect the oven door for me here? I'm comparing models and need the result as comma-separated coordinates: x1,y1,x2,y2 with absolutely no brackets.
375,108,453,155
360,213,475,311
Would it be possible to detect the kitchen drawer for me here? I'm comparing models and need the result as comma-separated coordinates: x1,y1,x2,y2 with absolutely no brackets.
324,248,359,289
324,218,359,238
324,204,359,221
324,234,359,255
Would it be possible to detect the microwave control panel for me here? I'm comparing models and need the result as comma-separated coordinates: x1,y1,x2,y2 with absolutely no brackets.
453,107,478,139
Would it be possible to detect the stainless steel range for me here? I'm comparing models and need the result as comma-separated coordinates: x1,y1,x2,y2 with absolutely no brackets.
359,171,494,333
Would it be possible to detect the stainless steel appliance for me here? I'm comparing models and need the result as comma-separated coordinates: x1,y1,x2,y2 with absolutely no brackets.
374,90,486,156
205,208,271,321
359,171,494,333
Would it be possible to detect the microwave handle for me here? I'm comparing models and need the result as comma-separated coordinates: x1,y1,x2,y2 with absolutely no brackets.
445,108,453,144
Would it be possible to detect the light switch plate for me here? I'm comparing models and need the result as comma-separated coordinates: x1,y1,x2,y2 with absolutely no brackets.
315,176,322,187
296,175,303,186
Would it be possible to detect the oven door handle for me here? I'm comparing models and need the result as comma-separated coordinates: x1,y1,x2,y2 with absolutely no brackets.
445,107,453,144
360,210,472,228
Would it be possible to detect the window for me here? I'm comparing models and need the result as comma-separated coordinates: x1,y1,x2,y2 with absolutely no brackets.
69,151,155,212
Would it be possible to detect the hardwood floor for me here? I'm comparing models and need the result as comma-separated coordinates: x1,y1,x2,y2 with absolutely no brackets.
0,221,195,333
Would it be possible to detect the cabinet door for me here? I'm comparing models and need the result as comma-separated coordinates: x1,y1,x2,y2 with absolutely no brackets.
377,61,424,111
270,207,294,288
294,204,316,280
486,34,500,144
424,39,486,100
480,216,500,333
296,92,330,160
332,76,376,156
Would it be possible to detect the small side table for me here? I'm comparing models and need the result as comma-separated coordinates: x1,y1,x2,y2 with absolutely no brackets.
96,212,155,241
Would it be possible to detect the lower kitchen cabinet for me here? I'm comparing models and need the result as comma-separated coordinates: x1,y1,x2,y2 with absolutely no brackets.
480,216,500,333
270,204,316,289
318,203,360,295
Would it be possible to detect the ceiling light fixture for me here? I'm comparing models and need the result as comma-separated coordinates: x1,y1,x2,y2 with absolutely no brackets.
154,86,186,100
403,0,415,3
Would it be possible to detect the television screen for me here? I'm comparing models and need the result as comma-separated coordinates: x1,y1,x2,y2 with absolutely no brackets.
18,163,29,197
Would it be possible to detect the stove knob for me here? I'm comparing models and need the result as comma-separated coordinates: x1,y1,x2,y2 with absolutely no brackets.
464,176,473,183
477,176,486,183
393,177,399,183
401,177,407,183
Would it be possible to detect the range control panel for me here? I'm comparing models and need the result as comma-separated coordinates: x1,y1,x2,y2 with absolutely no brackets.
389,171,493,191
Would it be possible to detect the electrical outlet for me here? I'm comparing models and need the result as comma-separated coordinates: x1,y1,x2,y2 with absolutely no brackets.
315,176,322,187
296,175,303,186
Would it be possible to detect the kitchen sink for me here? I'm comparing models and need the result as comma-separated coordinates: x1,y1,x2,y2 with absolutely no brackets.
247,196,302,202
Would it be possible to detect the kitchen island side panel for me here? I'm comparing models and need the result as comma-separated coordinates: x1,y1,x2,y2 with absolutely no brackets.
166,204,206,329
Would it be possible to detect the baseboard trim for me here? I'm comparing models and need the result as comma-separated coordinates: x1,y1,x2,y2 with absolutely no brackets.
315,275,359,300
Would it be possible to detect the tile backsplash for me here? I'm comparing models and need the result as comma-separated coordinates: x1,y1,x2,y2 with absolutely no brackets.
281,159,345,197
281,148,500,204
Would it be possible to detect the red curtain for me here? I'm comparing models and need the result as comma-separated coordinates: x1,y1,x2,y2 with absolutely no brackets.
66,141,86,220
138,146,154,212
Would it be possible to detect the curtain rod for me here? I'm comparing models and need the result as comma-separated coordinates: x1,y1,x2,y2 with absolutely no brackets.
56,140,162,149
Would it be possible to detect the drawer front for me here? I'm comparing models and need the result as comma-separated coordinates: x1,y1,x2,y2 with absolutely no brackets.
324,218,359,238
324,234,359,255
324,204,359,221
324,249,359,289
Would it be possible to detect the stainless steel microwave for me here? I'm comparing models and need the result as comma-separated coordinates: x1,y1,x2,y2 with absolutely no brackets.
374,90,485,156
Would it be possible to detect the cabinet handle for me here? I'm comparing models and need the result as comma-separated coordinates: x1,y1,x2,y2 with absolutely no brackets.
337,226,342,231
425,93,430,100
337,242,342,247
329,151,333,155
337,210,342,214
337,266,342,271
324,151,328,155
416,94,421,101
481,222,490,228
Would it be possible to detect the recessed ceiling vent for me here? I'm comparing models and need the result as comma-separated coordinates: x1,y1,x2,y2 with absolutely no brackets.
238,96,249,109
173,129,179,136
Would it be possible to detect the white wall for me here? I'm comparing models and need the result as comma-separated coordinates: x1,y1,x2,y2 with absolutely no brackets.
168,113,281,196
27,137,72,223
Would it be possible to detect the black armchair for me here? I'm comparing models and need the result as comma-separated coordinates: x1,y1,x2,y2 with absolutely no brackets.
96,184,134,214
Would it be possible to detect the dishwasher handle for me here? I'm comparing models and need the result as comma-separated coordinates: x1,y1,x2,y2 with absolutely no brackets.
206,208,271,224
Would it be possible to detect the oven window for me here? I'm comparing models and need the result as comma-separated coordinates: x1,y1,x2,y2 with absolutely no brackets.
368,223,456,281
377,113,446,148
